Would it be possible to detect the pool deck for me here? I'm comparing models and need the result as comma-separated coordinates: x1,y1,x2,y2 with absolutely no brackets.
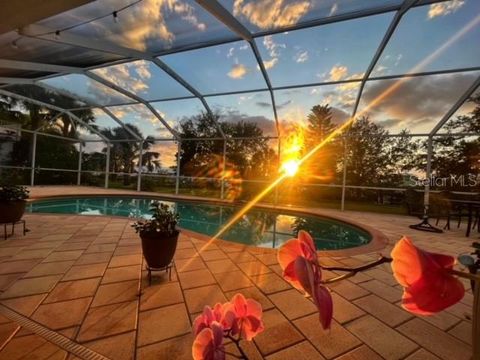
0,186,476,359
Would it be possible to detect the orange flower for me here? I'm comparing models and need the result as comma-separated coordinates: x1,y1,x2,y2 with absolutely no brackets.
227,293,264,341
277,231,333,329
193,303,234,336
192,322,225,360
391,236,465,315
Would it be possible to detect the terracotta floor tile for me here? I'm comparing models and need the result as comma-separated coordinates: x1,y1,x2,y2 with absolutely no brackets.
359,280,402,303
85,243,117,254
268,289,317,320
44,278,100,303
416,309,461,331
404,349,442,360
238,261,272,276
199,250,228,262
0,332,67,359
254,308,304,356
183,285,227,313
101,265,141,284
138,303,191,346
0,275,62,299
329,293,365,325
335,345,383,360
353,295,411,327
70,332,136,360
91,280,139,307
114,245,142,256
109,254,142,268
75,252,113,265
62,263,108,281
448,321,472,345
397,318,472,360
32,297,92,330
77,301,138,342
225,287,274,311
43,250,84,263
140,281,183,311
0,273,24,291
294,316,361,359
177,269,216,289
0,322,19,346
175,257,206,272
205,258,238,274
346,315,418,360
329,280,370,301
265,341,325,360
0,259,40,275
12,249,53,260
174,248,199,260
227,251,256,263
24,260,75,278
136,333,194,360
1,293,47,316
214,270,253,292
55,242,91,252
249,272,290,294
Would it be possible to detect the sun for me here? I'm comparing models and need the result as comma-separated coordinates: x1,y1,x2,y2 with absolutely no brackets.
281,159,300,177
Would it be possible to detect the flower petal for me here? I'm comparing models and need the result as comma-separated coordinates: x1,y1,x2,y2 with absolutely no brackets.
401,272,465,315
277,239,302,271
312,285,333,330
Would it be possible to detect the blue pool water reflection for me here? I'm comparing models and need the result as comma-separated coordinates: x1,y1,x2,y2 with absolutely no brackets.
28,197,371,250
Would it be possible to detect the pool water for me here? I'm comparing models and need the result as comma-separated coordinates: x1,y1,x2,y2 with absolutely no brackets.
27,197,371,251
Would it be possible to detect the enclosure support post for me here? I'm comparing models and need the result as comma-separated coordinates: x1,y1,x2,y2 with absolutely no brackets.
30,132,37,187
137,141,143,192
105,145,110,189
221,140,227,199
77,141,82,186
175,141,181,195
424,135,433,212
341,139,347,211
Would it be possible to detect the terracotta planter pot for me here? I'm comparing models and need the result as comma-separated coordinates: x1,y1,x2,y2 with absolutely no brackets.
0,200,26,224
140,230,179,269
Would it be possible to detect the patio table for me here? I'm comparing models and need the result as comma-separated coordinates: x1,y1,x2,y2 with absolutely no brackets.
450,199,480,237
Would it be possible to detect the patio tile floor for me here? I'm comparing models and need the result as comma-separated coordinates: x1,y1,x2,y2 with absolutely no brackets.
0,186,476,359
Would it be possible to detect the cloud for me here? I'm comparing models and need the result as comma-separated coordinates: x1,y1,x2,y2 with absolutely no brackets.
329,3,338,16
220,110,277,135
428,0,464,19
360,72,478,132
100,0,206,51
93,60,151,95
328,65,348,81
233,0,311,30
294,50,309,63
262,58,278,70
263,35,286,58
228,64,249,79
256,101,272,108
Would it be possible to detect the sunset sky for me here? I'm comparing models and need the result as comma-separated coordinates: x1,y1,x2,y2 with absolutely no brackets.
8,0,479,166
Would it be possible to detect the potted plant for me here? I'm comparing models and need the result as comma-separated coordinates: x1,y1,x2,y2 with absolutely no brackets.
0,185,29,224
132,201,179,283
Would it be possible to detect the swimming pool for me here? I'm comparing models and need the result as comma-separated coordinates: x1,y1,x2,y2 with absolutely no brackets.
27,196,374,251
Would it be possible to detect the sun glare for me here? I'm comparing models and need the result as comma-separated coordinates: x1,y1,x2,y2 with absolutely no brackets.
281,159,299,177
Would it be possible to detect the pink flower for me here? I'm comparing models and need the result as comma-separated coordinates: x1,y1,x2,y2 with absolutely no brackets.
391,236,465,315
226,293,264,341
192,322,225,360
277,230,333,329
193,303,233,336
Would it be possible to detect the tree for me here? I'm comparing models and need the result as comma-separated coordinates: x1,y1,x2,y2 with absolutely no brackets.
178,111,276,180
302,104,341,184
100,125,156,185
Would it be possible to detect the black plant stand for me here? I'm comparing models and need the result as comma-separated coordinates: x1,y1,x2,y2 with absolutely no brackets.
146,260,174,285
1,220,27,240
